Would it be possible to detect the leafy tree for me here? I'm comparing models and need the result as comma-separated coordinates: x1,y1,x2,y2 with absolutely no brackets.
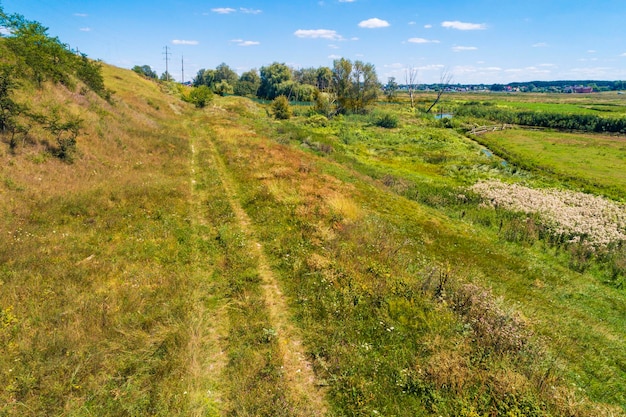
0,64,28,149
314,91,334,117
293,83,317,102
214,63,238,85
214,80,233,96
332,58,379,114
316,67,333,92
188,85,213,108
234,69,260,97
160,71,173,82
132,65,158,79
270,95,291,119
384,77,398,102
1,11,73,87
293,67,318,86
76,54,110,100
259,62,292,100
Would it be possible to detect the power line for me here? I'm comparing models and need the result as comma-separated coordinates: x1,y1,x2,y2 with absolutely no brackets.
163,46,172,81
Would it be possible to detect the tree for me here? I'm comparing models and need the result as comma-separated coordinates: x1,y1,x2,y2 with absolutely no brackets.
316,66,333,91
214,62,238,87
270,95,291,119
259,62,292,100
332,58,379,114
132,65,157,79
0,64,28,150
160,71,173,82
405,66,418,108
76,54,109,99
384,77,398,102
425,68,452,114
234,69,260,97
1,11,74,87
214,80,233,96
293,67,318,86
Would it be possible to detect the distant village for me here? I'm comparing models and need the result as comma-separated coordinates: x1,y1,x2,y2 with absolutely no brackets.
412,80,625,93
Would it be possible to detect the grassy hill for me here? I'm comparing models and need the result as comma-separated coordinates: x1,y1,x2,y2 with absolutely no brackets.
1,55,626,416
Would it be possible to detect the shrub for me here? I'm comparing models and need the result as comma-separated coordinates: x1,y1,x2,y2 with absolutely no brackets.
188,85,213,108
270,95,292,120
374,112,399,128
305,114,329,127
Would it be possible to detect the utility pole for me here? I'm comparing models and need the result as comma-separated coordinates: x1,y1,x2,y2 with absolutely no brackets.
163,46,172,81
181,54,184,84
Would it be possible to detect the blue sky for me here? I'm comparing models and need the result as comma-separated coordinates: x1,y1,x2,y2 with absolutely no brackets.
2,0,626,84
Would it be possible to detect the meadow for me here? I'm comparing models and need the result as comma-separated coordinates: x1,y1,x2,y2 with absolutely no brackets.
1,65,626,417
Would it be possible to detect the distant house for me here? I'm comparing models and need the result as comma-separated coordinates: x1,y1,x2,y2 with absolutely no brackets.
564,85,593,93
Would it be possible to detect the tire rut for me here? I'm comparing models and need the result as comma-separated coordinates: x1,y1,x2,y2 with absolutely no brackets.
203,127,328,416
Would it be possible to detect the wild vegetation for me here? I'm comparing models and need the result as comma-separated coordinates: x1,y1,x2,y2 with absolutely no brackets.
1,7,626,417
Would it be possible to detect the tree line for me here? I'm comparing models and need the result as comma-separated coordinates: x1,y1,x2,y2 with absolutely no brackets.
457,103,626,133
134,59,382,116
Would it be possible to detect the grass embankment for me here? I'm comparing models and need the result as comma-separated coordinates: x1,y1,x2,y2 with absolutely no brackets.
1,65,328,416
206,98,625,415
0,65,200,414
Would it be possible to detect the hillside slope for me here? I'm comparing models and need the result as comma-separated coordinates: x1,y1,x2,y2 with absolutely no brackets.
1,63,625,416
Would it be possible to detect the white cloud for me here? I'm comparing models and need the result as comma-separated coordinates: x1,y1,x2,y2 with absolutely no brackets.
79,27,92,32
621,53,626,57
339,0,356,2
532,42,549,47
424,24,433,29
417,64,445,71
328,54,342,59
231,39,260,46
350,37,359,41
408,37,439,44
0,27,11,35
74,13,88,17
328,44,340,49
442,21,486,30
294,29,343,40
173,39,199,45
240,7,262,14
587,50,596,54
358,18,390,29
452,45,478,52
212,7,236,14
408,21,416,25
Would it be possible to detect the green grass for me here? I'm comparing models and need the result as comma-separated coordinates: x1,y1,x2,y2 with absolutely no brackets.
207,98,625,415
2,65,626,416
476,128,626,200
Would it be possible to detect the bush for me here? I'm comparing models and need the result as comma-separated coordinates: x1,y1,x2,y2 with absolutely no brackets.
374,112,399,128
305,114,329,127
270,95,292,120
188,85,213,108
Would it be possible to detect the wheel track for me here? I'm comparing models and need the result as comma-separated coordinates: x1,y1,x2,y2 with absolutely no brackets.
200,122,328,416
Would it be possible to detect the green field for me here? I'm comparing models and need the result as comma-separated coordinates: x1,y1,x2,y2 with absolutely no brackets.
2,61,626,416
476,128,626,199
